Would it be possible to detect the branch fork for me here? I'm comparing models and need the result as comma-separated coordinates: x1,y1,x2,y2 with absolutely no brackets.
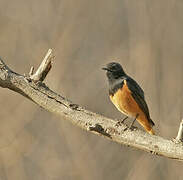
28,49,53,82
175,119,183,143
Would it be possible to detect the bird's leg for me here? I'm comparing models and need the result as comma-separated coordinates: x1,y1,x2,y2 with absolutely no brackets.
121,116,128,123
123,114,139,132
129,114,139,129
115,116,128,127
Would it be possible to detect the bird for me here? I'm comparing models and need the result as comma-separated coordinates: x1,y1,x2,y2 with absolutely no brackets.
102,62,155,135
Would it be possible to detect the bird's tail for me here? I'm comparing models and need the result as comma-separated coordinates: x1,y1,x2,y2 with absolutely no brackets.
149,118,155,127
137,116,155,135
148,128,155,135
148,118,155,135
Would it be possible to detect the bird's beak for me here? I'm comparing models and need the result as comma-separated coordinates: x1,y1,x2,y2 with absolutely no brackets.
102,67,109,71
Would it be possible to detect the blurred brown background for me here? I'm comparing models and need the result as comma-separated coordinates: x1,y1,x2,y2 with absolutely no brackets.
0,0,183,179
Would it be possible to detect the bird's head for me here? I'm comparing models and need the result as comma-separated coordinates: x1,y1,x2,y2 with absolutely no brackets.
102,62,126,81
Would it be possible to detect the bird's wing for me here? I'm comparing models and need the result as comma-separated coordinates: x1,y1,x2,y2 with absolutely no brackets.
126,77,152,124
126,76,145,99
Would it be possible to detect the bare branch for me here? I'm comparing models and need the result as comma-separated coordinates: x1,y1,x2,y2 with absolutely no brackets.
29,66,34,76
0,50,183,161
176,119,183,142
29,49,53,82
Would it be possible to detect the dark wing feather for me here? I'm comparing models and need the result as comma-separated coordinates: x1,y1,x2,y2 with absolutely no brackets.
126,77,155,126
127,76,145,99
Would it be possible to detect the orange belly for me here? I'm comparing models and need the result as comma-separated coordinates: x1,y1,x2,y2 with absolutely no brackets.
110,81,154,134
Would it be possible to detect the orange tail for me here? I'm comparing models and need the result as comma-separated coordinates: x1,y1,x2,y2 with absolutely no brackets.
137,116,155,135
148,128,155,135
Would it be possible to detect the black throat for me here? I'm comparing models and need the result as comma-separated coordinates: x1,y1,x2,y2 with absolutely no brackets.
107,71,127,96
106,70,126,84
103,62,127,96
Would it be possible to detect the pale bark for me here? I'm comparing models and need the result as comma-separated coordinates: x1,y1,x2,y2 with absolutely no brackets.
0,49,183,161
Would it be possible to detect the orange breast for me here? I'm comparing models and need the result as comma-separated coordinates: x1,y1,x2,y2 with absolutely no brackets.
110,80,154,134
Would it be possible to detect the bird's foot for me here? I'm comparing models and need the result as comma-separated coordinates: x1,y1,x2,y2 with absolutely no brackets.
115,116,128,127
115,121,123,127
123,125,137,132
129,125,138,131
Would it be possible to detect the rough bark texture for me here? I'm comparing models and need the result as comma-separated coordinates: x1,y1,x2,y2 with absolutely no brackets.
0,52,183,161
